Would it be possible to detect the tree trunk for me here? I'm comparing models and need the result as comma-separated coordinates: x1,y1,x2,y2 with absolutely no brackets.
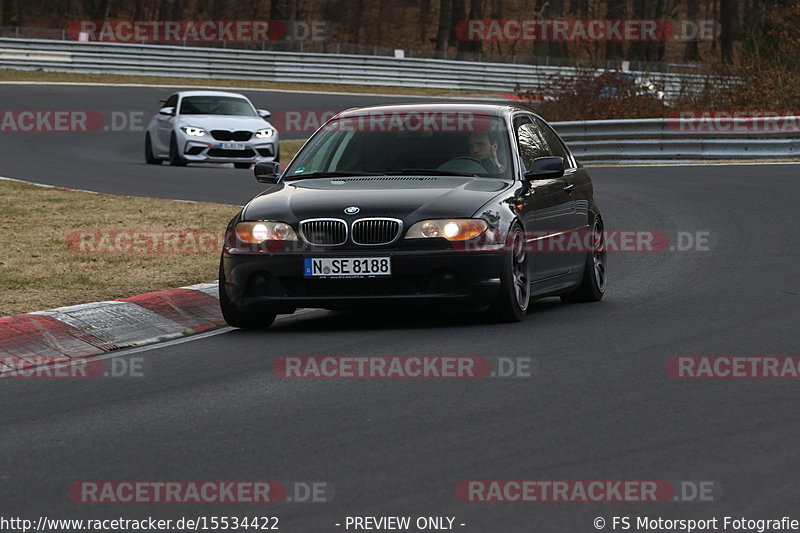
719,0,737,64
605,0,626,62
534,0,568,62
418,0,433,42
457,0,483,59
435,0,453,56
683,0,701,61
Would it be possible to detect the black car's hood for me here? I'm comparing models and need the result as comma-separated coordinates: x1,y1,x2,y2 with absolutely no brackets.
241,176,511,223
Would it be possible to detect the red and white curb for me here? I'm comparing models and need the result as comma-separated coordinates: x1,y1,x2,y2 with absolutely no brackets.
0,283,222,373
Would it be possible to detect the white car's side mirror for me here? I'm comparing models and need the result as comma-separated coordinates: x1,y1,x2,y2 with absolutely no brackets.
159,107,175,116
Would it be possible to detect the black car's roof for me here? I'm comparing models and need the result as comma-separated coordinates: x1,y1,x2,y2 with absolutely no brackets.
335,103,523,119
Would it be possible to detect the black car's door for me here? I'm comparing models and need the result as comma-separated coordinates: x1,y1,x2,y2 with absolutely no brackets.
513,117,574,281
535,117,588,272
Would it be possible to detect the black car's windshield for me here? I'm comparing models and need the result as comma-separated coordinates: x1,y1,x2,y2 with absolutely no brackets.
285,112,513,179
179,96,255,116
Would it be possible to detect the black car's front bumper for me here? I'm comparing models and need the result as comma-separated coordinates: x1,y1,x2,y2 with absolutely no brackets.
221,249,504,312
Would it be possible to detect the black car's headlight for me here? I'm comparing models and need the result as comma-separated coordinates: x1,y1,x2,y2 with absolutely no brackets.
255,128,275,139
405,219,488,241
235,221,298,243
181,126,207,137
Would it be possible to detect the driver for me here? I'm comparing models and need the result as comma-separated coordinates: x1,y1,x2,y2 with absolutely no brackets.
468,131,503,172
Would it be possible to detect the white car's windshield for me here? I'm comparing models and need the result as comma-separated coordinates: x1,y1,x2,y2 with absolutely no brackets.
179,96,255,116
285,113,513,179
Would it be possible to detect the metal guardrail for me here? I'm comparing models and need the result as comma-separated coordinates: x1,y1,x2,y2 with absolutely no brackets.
1,38,782,162
553,117,800,162
0,25,714,74
0,37,714,98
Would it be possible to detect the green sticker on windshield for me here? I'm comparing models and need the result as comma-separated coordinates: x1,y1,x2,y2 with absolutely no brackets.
294,167,305,174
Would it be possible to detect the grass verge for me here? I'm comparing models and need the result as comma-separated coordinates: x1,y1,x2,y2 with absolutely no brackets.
0,179,239,316
280,139,306,163
0,69,501,98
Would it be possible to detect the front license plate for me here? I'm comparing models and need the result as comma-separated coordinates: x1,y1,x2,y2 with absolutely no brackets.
219,142,245,150
304,257,391,278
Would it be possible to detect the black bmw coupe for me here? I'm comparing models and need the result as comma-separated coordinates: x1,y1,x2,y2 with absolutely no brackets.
219,104,606,328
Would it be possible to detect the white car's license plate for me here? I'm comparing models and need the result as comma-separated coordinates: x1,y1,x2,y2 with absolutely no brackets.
219,142,245,150
304,257,391,278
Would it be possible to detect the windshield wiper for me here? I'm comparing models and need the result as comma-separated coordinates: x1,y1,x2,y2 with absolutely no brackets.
286,171,383,179
387,168,482,177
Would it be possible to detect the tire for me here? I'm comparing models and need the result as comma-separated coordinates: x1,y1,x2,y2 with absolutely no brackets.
144,133,162,165
169,133,187,166
234,163,251,169
219,261,276,329
487,225,529,322
561,216,606,303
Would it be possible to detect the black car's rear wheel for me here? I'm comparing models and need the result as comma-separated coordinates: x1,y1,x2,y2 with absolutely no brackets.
169,133,187,166
487,225,529,322
561,217,606,303
218,262,276,329
144,133,162,165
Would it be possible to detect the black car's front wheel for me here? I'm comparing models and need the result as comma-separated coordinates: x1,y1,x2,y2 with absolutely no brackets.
487,225,529,322
219,262,276,329
561,216,606,303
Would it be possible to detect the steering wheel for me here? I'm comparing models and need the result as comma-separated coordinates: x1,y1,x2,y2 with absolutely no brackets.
437,156,487,174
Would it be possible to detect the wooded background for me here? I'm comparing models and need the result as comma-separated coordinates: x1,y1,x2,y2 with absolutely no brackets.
1,0,797,68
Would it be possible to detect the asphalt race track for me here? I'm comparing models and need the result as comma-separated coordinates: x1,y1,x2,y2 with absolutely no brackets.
0,84,500,204
2,83,800,531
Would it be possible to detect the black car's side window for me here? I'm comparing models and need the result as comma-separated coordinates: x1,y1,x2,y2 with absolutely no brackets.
516,122,551,170
163,94,178,109
535,118,573,167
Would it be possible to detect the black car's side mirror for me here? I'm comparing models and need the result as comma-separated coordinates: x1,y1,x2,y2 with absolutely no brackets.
254,161,281,184
159,107,175,116
524,156,565,180
257,109,272,120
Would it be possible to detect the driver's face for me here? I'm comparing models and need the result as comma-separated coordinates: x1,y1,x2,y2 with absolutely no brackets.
468,133,496,159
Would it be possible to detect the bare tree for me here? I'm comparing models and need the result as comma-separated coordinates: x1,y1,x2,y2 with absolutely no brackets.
456,0,483,59
719,0,737,63
605,0,626,62
683,0,701,61
435,0,453,55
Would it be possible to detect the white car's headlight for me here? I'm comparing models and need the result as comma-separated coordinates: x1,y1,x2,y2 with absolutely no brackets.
405,219,488,241
181,126,206,137
255,128,275,139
